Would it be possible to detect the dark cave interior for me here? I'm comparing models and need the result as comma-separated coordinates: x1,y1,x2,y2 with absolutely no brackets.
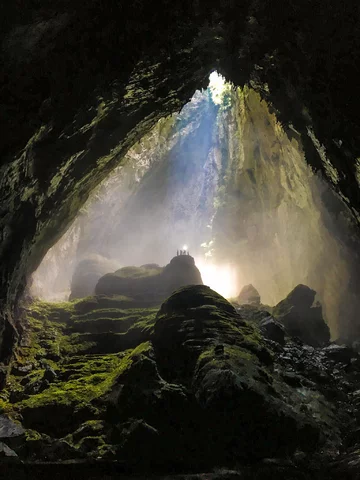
1,1,360,478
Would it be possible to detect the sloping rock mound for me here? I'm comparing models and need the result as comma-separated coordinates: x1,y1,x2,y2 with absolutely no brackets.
273,284,330,347
69,255,119,300
95,255,203,303
237,284,261,305
153,285,321,462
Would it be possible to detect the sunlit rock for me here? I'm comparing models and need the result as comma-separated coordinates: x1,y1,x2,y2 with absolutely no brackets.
273,284,330,347
95,255,203,303
237,284,261,305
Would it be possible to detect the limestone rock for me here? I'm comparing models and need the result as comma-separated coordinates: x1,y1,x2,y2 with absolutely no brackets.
237,284,261,305
4,288,359,470
153,285,321,461
69,255,119,300
259,316,286,346
273,284,330,347
0,442,18,462
323,344,356,364
95,255,203,303
0,415,25,440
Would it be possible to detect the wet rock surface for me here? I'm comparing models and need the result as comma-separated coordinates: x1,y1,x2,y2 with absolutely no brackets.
1,286,360,477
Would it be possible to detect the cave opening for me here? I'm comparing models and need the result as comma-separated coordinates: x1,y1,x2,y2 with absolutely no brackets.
28,72,359,342
3,3,360,473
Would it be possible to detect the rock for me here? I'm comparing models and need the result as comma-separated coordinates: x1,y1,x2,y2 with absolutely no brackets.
0,415,25,440
42,365,57,382
280,371,302,387
214,344,225,356
4,286,358,470
259,316,285,345
237,284,261,305
273,284,330,347
323,344,356,364
154,285,321,462
11,364,33,376
95,255,203,303
117,419,160,466
69,254,119,300
17,432,81,461
0,367,8,390
235,304,272,323
0,442,19,462
24,378,50,395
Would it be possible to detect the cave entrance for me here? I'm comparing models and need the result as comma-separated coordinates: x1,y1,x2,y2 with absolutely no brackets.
29,72,359,340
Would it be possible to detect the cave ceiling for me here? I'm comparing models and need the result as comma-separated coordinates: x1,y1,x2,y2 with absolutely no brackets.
1,1,360,359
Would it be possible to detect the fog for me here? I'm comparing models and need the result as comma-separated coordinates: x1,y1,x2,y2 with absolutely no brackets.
30,72,360,339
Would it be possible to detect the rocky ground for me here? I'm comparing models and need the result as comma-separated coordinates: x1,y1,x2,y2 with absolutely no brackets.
1,284,360,478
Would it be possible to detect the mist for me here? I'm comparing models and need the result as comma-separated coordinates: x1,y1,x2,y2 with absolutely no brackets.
30,73,360,340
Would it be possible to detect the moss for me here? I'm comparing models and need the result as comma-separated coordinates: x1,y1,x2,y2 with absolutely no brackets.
2,296,157,421
130,340,152,358
18,349,134,411
198,345,256,368
0,397,13,415
129,313,157,336
114,265,162,279
14,335,151,414
25,429,43,442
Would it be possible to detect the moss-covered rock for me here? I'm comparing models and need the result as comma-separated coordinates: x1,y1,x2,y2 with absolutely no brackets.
95,255,203,303
0,285,357,471
153,285,323,462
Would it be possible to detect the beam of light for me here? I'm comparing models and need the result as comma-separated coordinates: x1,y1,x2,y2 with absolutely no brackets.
208,71,227,105
195,257,238,299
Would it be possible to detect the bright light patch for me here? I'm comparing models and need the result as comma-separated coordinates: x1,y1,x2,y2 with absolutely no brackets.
183,244,188,251
195,258,238,299
208,71,227,105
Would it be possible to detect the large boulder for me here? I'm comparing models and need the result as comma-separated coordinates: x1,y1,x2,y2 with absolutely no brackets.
152,285,321,463
95,255,203,303
272,284,330,347
237,284,261,306
69,255,119,300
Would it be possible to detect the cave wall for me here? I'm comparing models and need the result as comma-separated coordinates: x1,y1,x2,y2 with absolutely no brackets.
1,1,360,362
211,87,360,339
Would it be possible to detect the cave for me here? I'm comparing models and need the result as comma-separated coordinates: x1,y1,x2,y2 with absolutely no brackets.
1,2,360,478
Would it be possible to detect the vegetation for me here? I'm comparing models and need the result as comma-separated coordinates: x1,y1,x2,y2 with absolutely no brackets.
0,296,157,432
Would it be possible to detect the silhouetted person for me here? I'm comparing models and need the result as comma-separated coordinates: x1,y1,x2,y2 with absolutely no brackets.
177,250,179,256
